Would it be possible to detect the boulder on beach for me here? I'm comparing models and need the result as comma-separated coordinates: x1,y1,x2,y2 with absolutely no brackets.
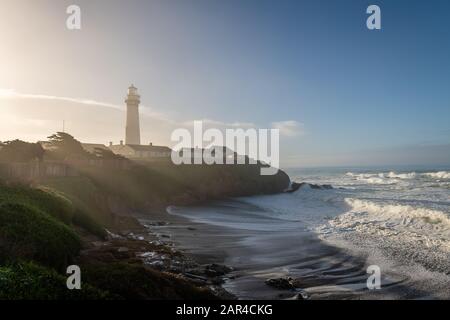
204,264,234,277
265,277,296,290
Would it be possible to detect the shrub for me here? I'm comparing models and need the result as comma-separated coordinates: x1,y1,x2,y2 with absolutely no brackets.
0,182,106,239
0,262,113,300
0,184,74,224
73,209,107,239
0,202,81,270
81,262,218,300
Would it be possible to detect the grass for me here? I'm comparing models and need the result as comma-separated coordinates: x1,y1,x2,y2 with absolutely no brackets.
81,262,218,300
0,161,289,299
0,182,106,239
0,202,81,270
0,183,74,224
0,262,114,300
40,177,111,237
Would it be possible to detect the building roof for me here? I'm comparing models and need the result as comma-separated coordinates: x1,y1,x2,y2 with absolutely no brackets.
111,144,172,153
82,143,109,153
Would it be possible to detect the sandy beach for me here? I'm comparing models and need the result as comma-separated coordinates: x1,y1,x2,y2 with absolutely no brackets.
138,203,373,300
137,186,450,300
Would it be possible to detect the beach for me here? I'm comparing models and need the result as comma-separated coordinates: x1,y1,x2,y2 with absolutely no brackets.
140,167,450,300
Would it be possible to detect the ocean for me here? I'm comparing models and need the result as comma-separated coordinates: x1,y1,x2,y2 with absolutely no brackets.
168,167,450,299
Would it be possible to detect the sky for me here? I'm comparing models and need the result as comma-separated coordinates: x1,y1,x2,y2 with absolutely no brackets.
0,0,449,168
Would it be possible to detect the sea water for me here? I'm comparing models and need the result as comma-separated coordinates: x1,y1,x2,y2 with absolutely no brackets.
168,166,450,299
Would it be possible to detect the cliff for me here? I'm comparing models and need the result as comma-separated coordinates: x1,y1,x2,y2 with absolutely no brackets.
41,161,291,213
0,161,290,299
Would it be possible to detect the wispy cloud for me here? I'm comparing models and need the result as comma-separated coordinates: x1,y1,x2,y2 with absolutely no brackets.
0,88,172,121
0,88,122,110
0,88,305,148
271,120,304,137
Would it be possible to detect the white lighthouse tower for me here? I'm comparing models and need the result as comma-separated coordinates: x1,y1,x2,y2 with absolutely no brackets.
125,84,141,145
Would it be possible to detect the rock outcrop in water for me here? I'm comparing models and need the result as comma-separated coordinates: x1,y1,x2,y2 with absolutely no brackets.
285,182,333,193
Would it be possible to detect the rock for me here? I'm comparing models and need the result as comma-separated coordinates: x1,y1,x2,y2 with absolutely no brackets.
285,182,333,193
187,227,196,231
139,252,156,258
105,229,122,240
204,264,233,277
148,260,165,270
265,277,295,290
293,289,309,300
210,277,225,285
285,182,302,193
286,292,308,300
184,273,209,283
117,247,129,252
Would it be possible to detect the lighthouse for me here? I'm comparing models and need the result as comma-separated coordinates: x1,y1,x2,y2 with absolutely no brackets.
125,84,141,145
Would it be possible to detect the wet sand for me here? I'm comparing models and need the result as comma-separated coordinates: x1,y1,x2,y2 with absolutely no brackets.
136,203,423,300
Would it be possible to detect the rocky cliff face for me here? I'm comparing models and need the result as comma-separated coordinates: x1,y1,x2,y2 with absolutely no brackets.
169,164,291,205
38,161,291,226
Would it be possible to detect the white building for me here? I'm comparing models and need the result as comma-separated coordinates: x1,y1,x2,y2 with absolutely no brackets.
109,85,172,160
125,84,141,145
109,142,171,160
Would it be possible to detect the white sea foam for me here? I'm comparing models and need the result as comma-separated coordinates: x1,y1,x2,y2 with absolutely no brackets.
423,171,450,179
385,171,417,179
346,172,399,185
171,166,450,298
346,171,450,183
316,197,450,277
344,198,450,228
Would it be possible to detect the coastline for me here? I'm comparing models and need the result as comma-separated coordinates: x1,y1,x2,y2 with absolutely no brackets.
139,195,450,300
137,203,369,300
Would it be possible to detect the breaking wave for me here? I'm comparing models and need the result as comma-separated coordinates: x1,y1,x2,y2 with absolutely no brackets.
423,171,450,180
317,197,450,275
345,171,450,185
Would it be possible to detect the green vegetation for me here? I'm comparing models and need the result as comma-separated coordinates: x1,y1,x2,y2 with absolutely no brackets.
0,202,81,270
0,262,113,300
0,182,106,239
0,140,44,163
0,178,226,300
81,262,217,300
39,177,109,237
0,132,290,300
0,183,74,223
45,132,92,160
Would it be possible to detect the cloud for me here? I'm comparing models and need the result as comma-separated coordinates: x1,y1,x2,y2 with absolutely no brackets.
0,88,122,110
271,120,304,137
1,88,306,165
1,89,176,123
0,89,262,143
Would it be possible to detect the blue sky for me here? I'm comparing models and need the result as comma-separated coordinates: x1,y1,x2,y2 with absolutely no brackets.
0,0,449,167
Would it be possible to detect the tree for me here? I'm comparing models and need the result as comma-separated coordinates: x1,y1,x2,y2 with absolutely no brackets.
0,140,45,163
93,147,125,160
47,132,91,159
